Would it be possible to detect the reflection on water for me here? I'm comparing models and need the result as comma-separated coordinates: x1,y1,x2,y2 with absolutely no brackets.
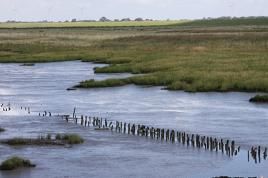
0,61,267,178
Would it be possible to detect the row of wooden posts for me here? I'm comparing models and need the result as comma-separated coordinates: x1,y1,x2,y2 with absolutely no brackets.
1,103,31,114
2,103,266,164
249,146,267,164
58,113,268,163
59,114,252,159
0,103,11,112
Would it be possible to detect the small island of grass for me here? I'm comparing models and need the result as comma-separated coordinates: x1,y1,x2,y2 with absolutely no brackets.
0,134,84,146
0,156,36,171
0,128,5,132
20,63,35,66
56,133,84,144
249,95,268,103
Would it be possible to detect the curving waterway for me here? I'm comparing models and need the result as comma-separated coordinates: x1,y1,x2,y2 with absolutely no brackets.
0,61,267,178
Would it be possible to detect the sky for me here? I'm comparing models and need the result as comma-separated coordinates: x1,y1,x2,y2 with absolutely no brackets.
0,0,267,22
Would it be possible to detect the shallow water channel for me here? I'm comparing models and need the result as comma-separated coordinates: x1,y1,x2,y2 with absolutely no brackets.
0,61,267,178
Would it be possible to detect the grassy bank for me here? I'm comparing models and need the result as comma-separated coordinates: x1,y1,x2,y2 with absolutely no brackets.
78,31,268,92
1,18,268,92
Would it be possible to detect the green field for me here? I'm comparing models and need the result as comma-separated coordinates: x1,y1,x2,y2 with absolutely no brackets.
0,18,268,92
0,20,183,29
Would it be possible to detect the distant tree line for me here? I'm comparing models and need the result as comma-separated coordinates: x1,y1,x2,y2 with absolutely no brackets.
4,16,268,23
4,17,154,23
202,16,268,20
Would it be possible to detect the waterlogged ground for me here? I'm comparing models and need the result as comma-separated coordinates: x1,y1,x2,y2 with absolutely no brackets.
0,61,267,178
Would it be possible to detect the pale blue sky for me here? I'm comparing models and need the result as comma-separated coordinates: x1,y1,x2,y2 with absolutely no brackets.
0,0,267,22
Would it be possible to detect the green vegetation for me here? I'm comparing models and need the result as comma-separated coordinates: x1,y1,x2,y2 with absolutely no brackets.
78,32,268,92
0,128,5,132
0,156,35,170
249,95,268,103
0,17,268,92
1,134,84,146
0,137,64,146
20,63,35,66
59,134,84,144
176,17,268,27
0,20,183,29
77,79,129,88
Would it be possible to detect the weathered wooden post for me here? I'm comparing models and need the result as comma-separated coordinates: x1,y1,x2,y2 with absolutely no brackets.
85,117,87,127
191,134,195,147
182,133,186,145
72,107,76,118
248,150,250,162
155,128,159,139
205,137,209,150
161,129,164,140
215,138,218,152
65,115,69,122
258,146,261,163
123,123,126,133
109,122,113,128
166,129,170,141
171,130,175,143
137,125,140,136
120,122,122,133
141,125,145,136
231,141,235,156
131,124,135,135
116,121,119,132
128,123,130,134
264,147,267,160
186,134,190,146
81,115,84,126
210,137,213,151
225,140,229,155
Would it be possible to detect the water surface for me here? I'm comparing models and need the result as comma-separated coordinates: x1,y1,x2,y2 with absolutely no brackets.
0,61,267,178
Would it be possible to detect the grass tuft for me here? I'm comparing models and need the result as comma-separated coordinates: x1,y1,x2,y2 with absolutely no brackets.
249,95,268,103
1,134,84,146
60,134,84,144
0,156,35,170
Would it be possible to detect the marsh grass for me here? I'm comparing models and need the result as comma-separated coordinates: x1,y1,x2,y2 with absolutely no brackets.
60,134,84,144
1,134,84,146
79,32,268,92
1,18,268,92
249,95,268,103
0,157,35,170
